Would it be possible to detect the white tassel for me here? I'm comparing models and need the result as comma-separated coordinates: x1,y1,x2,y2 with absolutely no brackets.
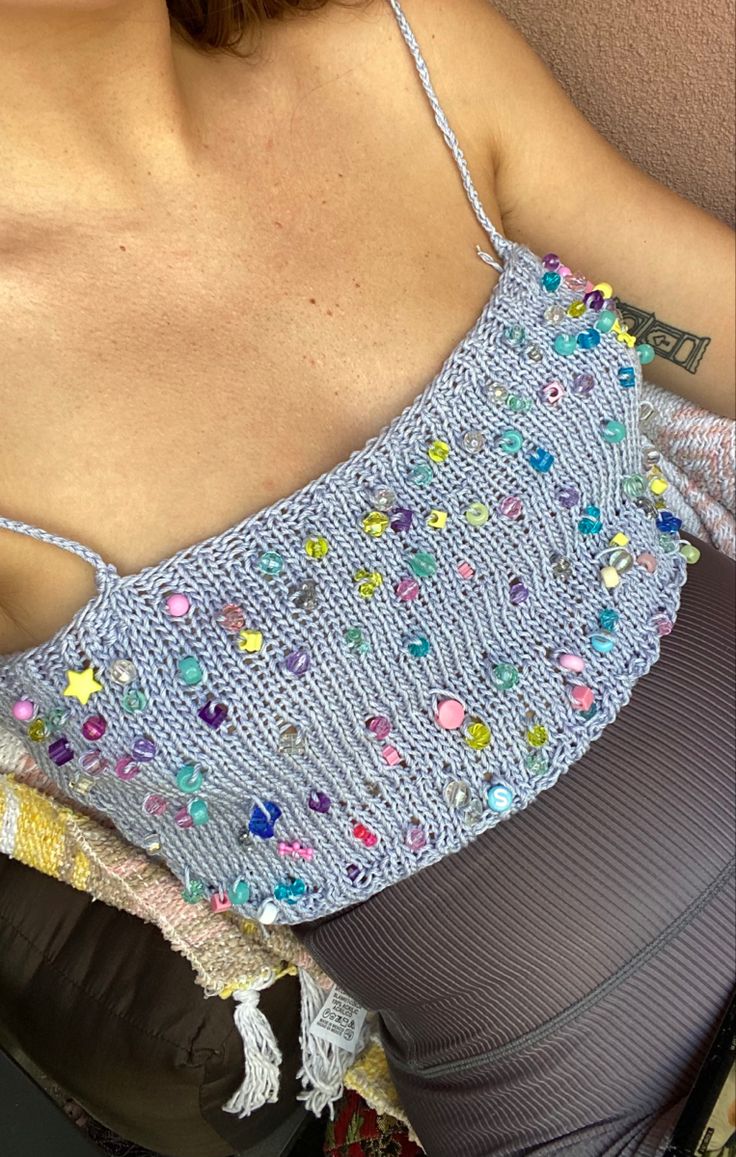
222,970,283,1117
296,967,370,1120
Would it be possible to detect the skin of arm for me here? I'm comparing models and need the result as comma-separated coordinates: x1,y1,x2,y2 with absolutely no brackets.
426,0,735,419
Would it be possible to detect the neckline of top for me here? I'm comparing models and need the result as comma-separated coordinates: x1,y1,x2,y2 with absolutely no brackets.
0,238,529,667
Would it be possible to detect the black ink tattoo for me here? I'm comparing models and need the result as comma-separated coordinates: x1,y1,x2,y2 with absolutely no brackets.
613,297,710,375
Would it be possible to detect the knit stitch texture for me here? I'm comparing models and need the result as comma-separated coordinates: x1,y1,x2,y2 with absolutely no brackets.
0,0,691,928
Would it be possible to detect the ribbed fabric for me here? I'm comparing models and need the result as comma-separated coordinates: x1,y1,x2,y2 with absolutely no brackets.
293,536,736,1156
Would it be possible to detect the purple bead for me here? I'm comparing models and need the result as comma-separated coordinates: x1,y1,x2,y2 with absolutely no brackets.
542,253,560,271
570,371,596,398
509,579,530,606
346,864,361,882
390,507,414,533
308,790,332,814
556,484,581,510
132,736,157,761
583,289,605,311
48,736,74,766
79,749,109,776
284,648,311,677
198,701,228,729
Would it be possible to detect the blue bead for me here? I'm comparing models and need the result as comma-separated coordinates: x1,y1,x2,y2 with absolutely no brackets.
576,327,601,349
656,511,682,535
578,505,603,535
618,365,637,389
541,271,561,292
249,801,282,838
528,446,555,473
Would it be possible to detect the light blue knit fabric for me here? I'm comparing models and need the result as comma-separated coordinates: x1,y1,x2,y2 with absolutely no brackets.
0,0,691,927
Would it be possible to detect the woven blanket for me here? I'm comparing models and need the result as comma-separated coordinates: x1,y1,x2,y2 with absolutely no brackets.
0,380,732,1147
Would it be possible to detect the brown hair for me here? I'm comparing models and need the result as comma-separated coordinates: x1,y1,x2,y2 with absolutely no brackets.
168,0,376,56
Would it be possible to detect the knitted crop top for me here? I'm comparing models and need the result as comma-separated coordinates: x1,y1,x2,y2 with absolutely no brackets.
0,0,695,928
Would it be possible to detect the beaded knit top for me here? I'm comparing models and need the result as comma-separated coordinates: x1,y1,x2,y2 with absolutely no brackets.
0,0,694,927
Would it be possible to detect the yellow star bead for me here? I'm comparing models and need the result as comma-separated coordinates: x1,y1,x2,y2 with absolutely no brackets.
63,666,103,705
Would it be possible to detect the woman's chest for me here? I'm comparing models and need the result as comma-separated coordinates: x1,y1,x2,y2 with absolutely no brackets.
0,70,505,653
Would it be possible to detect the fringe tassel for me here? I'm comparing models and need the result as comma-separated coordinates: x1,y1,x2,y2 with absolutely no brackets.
222,970,283,1117
296,966,370,1120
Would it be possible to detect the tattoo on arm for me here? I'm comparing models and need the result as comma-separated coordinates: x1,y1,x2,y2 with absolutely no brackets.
613,297,711,374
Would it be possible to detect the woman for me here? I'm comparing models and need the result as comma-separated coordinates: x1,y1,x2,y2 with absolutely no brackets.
0,1,733,1154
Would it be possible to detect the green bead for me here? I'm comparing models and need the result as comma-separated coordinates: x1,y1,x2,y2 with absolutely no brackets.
525,751,548,776
601,419,627,444
409,551,437,578
637,342,655,365
178,656,203,686
492,662,519,691
680,542,701,564
182,880,206,904
121,687,147,714
465,502,489,527
621,473,647,499
177,762,204,793
188,798,209,826
228,880,251,905
594,310,617,333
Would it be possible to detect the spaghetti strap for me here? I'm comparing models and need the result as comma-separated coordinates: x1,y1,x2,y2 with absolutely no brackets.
0,516,120,592
385,0,513,274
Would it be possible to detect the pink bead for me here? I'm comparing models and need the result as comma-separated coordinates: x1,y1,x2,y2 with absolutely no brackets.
12,699,35,722
367,715,391,740
435,698,465,729
457,561,475,580
143,794,168,816
499,496,524,520
558,653,585,673
395,577,420,601
82,714,107,741
174,805,194,828
114,755,141,781
210,893,232,914
364,832,378,848
570,685,595,711
381,744,401,766
166,593,190,617
558,264,571,277
637,552,657,573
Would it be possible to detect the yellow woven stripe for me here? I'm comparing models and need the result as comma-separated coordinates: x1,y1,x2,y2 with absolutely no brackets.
13,781,68,880
70,849,90,891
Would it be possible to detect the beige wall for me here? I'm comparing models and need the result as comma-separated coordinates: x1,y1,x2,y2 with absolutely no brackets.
493,0,735,227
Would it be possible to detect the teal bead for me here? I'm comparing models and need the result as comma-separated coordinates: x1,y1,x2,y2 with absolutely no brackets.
637,342,656,365
621,473,646,499
273,883,289,901
487,783,514,813
579,703,599,722
409,551,437,578
177,762,204,793
405,632,431,658
525,751,548,776
598,608,620,631
121,687,147,714
553,333,577,356
178,656,203,686
497,428,524,454
601,419,627,444
188,798,209,826
492,662,520,691
658,533,679,554
590,630,616,654
228,879,251,905
502,324,526,347
259,550,283,576
541,271,562,292
409,462,434,486
594,310,617,333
